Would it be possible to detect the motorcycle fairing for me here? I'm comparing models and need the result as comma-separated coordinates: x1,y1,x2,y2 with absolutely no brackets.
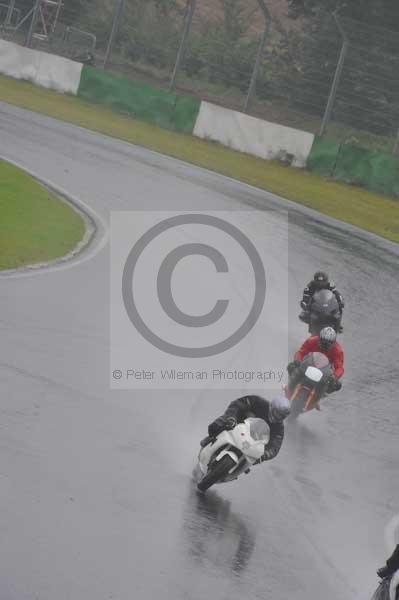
198,420,267,476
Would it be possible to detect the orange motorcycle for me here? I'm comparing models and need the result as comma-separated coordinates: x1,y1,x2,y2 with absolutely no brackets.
285,352,333,419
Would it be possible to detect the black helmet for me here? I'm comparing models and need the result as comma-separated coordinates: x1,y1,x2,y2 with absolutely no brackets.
319,326,337,351
313,271,329,290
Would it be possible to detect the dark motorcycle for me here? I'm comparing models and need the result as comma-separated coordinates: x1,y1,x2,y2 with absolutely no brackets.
285,352,333,419
300,289,342,334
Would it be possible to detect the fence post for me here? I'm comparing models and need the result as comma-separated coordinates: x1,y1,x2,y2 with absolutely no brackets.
5,0,16,26
255,0,271,22
169,0,196,92
103,0,125,68
320,15,348,137
393,130,399,156
244,22,270,113
25,0,41,47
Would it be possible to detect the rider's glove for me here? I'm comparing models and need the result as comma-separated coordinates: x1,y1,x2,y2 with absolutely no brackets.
224,416,237,430
327,376,342,393
208,415,236,436
208,417,225,436
287,360,301,375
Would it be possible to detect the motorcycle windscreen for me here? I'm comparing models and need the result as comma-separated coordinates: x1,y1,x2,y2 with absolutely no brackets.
247,418,270,443
305,366,323,383
371,578,391,600
312,289,339,313
311,352,331,369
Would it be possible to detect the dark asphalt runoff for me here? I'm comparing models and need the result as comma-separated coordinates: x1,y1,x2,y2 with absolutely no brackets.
0,101,398,600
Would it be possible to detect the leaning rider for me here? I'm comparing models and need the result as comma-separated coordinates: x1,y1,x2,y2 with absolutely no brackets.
287,326,344,398
203,395,290,464
299,271,345,327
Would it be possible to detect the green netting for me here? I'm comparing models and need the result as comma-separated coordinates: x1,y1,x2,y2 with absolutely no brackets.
335,144,399,196
308,137,399,197
77,66,199,133
172,95,201,134
306,136,341,177
78,66,176,129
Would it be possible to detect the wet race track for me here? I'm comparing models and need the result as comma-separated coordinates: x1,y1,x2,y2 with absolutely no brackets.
0,102,398,600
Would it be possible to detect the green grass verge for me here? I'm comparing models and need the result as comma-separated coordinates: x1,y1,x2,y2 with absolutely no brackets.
0,159,85,269
0,74,398,243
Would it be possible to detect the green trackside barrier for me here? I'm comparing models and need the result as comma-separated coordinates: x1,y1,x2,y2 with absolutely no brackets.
307,136,399,197
78,66,176,130
335,144,399,197
172,95,201,134
306,136,341,177
77,66,200,134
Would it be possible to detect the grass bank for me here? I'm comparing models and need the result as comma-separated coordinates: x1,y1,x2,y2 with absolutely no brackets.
0,160,85,269
0,74,398,243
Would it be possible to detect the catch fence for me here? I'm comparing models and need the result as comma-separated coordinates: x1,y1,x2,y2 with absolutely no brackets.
1,0,399,153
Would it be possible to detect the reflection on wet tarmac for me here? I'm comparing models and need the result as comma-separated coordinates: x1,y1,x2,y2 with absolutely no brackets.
183,483,256,576
286,419,325,461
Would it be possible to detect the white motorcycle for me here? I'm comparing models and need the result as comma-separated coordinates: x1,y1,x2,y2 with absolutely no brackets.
197,418,269,492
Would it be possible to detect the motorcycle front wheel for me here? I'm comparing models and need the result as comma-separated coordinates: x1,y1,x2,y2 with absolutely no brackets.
197,455,236,492
289,387,310,420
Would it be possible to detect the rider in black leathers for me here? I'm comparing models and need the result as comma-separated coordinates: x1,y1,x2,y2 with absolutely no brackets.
299,271,345,329
205,395,290,463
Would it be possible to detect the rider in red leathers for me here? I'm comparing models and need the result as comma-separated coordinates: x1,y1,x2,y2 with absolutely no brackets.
287,327,344,397
295,332,344,379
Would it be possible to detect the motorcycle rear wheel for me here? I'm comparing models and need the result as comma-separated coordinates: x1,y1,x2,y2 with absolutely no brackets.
197,455,236,492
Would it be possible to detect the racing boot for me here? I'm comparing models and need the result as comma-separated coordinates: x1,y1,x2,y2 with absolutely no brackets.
378,545,399,578
377,566,390,579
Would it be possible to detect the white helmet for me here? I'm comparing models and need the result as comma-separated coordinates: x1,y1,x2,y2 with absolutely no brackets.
319,326,337,351
269,396,291,423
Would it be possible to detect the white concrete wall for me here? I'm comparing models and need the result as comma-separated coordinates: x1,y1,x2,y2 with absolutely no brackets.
0,40,82,95
0,41,314,168
194,101,315,168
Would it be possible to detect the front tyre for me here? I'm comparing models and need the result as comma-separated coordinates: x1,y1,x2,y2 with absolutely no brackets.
197,455,236,492
289,387,309,420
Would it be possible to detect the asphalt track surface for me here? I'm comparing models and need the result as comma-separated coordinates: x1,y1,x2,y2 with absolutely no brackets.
1,101,398,600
